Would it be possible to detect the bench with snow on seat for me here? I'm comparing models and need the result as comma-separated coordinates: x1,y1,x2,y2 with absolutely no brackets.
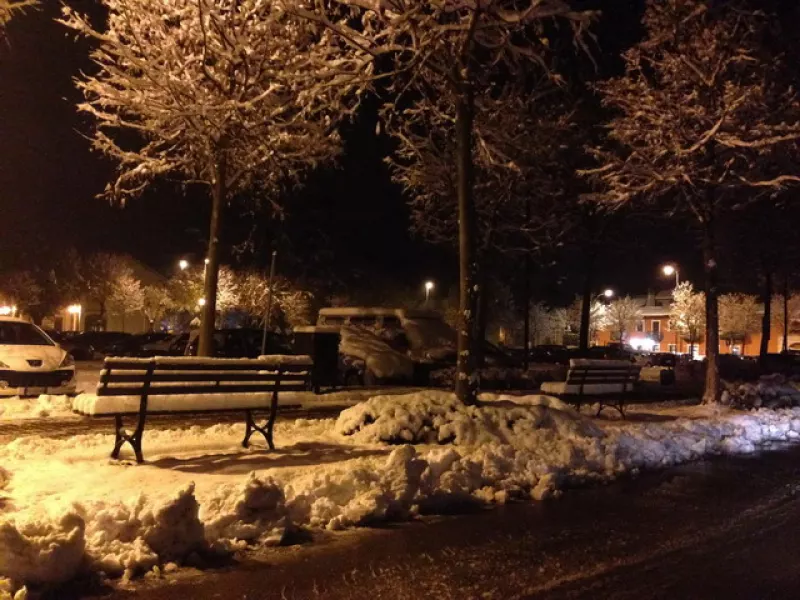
72,355,313,463
539,359,641,418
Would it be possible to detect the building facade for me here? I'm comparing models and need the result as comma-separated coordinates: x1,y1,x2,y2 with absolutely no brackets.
595,291,799,357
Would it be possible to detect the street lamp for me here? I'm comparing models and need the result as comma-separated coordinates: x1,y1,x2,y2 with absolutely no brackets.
197,297,206,307
662,264,679,287
67,304,82,332
424,280,435,306
178,259,189,271
603,289,614,299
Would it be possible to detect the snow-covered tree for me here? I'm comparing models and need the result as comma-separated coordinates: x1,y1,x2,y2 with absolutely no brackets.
586,0,800,402
771,293,800,351
236,270,312,331
567,296,606,346
718,293,760,352
605,296,641,345
529,302,566,347
84,253,135,326
142,284,174,331
295,0,593,404
0,271,42,315
109,272,144,330
62,0,358,355
0,0,35,37
669,282,706,357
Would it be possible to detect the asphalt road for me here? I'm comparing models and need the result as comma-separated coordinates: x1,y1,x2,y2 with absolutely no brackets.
75,443,800,600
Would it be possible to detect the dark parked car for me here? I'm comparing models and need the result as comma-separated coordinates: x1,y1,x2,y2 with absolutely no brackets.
186,329,292,358
104,332,173,357
70,332,133,356
46,330,96,361
645,353,677,368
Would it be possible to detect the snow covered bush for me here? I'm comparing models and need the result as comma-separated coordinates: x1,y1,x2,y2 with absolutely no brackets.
335,391,602,446
723,374,800,410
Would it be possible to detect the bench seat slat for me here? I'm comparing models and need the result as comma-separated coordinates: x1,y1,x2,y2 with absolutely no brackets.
97,383,308,397
100,371,308,384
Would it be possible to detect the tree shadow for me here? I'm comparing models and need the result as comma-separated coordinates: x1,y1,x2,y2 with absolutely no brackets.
148,442,391,475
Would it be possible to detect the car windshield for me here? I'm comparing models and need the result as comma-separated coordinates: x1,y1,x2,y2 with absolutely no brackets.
0,322,55,346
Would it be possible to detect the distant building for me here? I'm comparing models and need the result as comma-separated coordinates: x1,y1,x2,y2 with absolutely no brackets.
595,291,799,357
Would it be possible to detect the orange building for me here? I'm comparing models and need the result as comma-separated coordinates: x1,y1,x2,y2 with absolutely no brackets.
595,291,797,357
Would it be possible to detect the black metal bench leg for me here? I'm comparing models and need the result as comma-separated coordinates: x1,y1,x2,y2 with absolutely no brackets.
243,410,254,448
266,390,278,451
111,414,146,463
111,415,126,460
243,409,275,450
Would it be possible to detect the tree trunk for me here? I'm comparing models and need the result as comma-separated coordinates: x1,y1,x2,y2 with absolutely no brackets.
783,271,790,353
454,84,478,405
522,200,531,369
759,268,772,364
199,155,227,357
702,211,721,404
578,252,595,353
473,269,488,368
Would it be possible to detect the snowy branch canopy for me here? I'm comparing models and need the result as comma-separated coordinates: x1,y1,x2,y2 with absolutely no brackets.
387,85,573,256
585,0,800,212
61,0,361,204
0,0,35,35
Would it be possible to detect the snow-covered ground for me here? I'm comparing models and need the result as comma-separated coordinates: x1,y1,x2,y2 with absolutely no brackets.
2,390,800,596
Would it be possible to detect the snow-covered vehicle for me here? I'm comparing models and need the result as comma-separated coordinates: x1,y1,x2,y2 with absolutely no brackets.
317,308,457,385
0,317,76,397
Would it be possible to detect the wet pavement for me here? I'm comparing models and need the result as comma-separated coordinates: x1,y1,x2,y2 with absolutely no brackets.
91,444,800,600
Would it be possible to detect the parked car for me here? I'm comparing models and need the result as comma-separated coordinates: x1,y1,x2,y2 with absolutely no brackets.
645,353,677,368
140,333,190,357
46,330,96,360
70,331,132,356
104,332,172,357
0,317,76,397
185,329,291,358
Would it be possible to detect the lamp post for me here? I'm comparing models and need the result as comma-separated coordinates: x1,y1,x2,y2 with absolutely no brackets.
424,280,435,307
178,259,189,271
662,264,679,287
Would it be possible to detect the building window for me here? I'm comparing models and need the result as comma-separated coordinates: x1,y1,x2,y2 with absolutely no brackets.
652,320,661,334
636,320,644,333
668,344,677,353
652,344,661,352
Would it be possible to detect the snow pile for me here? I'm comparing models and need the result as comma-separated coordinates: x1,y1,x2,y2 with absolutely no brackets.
722,374,800,410
335,390,600,446
339,326,413,380
0,395,75,421
7,393,800,591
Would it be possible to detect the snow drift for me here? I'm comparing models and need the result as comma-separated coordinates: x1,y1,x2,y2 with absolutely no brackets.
4,392,800,592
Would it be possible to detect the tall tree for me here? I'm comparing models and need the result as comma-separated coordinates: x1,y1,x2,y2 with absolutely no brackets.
771,293,800,352
605,296,641,345
142,284,174,332
669,282,706,358
62,0,356,355
84,253,135,328
109,272,144,331
718,293,759,354
296,0,593,404
586,0,800,402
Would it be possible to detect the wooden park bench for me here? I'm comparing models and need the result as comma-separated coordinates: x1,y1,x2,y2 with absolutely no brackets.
540,359,641,418
73,355,313,463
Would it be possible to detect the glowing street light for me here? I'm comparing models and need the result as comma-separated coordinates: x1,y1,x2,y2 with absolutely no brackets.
197,297,206,307
603,289,614,299
662,264,679,287
67,304,82,332
178,259,189,271
424,280,435,306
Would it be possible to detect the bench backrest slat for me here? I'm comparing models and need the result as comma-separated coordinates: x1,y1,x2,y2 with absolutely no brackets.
98,356,312,399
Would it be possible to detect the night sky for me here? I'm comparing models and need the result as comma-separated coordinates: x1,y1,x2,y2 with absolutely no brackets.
0,1,709,306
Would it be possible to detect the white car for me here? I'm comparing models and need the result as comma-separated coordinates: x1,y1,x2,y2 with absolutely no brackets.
0,317,76,397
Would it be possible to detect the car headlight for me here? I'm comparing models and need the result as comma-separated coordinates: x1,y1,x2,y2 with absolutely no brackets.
59,353,75,368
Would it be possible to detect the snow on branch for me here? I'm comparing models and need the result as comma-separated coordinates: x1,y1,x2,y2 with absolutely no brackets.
60,0,363,205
